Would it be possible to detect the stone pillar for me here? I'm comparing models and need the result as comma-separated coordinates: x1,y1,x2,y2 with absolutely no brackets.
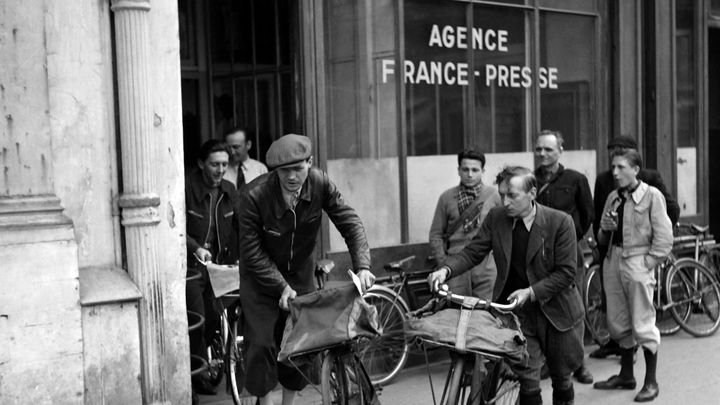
110,1,169,403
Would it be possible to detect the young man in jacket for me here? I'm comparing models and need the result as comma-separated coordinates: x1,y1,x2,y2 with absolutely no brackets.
593,148,673,402
185,139,239,396
429,148,501,300
236,134,374,405
534,130,595,384
590,136,680,359
428,166,585,405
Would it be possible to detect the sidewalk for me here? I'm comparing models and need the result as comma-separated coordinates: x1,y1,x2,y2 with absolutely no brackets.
200,328,720,404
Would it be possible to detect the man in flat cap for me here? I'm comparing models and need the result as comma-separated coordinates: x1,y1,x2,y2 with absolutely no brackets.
590,135,680,359
236,134,374,405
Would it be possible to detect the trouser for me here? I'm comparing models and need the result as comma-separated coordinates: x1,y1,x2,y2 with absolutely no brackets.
186,265,220,363
512,303,584,396
603,246,661,353
240,278,308,397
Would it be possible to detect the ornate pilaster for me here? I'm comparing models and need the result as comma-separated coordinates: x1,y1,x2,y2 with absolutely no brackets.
111,1,169,403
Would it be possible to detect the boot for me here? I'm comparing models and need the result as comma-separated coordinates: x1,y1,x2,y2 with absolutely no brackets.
593,347,636,390
589,339,622,358
519,390,543,405
634,349,659,402
552,385,574,405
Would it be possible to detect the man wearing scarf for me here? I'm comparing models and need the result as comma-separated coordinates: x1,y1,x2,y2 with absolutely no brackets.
429,148,500,299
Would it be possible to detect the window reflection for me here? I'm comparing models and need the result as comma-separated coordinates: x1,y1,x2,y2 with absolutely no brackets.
540,12,596,151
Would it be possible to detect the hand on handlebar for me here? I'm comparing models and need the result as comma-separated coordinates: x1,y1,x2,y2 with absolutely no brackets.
427,267,450,292
356,269,375,293
194,248,212,265
279,285,297,311
506,288,533,307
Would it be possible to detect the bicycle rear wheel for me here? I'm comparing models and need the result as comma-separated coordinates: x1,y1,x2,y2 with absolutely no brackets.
665,259,720,337
227,308,254,405
357,290,409,386
583,265,610,345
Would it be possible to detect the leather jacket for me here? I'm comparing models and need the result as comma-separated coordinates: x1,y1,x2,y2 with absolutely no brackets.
185,169,239,265
237,168,371,296
534,164,594,242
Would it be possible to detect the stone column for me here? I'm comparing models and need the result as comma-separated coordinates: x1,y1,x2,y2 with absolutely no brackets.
110,1,169,403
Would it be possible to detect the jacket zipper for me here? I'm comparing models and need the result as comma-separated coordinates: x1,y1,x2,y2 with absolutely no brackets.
202,196,212,251
288,208,296,272
215,193,224,261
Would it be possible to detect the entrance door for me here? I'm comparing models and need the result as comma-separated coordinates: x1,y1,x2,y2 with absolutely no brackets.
709,28,720,236
179,0,301,167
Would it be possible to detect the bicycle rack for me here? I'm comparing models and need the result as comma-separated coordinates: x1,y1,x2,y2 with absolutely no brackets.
186,268,207,377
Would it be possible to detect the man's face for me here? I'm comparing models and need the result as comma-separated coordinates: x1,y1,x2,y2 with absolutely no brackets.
226,131,250,164
457,158,484,188
198,151,229,187
277,157,312,193
498,176,536,218
534,134,561,169
611,155,639,189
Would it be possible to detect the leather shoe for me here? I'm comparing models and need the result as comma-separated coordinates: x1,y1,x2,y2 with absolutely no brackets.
573,365,593,384
634,382,659,402
593,375,636,390
589,344,622,359
192,377,217,396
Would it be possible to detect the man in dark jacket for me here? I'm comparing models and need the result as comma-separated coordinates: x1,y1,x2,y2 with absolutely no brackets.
534,130,595,384
236,134,374,405
590,136,680,359
428,166,585,405
185,139,239,396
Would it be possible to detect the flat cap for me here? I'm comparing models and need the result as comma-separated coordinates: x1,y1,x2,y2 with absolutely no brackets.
266,134,312,169
607,135,637,149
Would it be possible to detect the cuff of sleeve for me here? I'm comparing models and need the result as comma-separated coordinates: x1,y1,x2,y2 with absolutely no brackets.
444,266,452,279
277,281,289,296
529,287,536,302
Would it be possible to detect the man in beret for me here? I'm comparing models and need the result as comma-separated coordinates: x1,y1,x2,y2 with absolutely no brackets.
590,135,680,359
236,134,374,405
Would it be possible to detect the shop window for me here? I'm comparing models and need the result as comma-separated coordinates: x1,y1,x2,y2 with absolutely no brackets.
321,0,603,249
539,12,596,151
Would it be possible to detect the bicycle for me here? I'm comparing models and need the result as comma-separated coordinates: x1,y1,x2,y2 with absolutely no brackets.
409,284,522,405
357,255,438,386
583,232,720,342
282,262,379,405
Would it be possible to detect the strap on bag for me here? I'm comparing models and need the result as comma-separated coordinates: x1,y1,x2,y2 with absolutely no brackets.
445,197,486,239
454,296,481,352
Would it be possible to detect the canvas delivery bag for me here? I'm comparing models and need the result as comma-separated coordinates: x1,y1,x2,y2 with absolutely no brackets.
278,282,381,365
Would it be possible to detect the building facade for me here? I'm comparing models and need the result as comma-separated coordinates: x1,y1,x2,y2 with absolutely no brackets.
1,0,718,404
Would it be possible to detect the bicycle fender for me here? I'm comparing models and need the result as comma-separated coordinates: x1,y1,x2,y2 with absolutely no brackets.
364,285,411,313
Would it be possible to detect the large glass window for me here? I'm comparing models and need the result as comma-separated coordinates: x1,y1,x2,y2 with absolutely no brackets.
321,0,603,249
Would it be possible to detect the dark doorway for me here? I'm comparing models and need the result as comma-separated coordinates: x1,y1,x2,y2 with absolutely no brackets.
709,28,720,237
179,0,302,168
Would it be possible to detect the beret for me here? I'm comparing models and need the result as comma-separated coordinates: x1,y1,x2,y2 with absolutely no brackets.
266,134,312,169
607,135,637,149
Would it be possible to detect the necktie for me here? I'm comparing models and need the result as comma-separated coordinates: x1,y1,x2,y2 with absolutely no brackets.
236,165,245,187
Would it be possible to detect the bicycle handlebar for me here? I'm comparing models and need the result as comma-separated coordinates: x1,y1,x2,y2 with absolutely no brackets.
435,284,519,311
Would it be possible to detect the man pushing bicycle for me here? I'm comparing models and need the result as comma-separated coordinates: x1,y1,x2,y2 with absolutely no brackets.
428,166,585,405
235,134,374,405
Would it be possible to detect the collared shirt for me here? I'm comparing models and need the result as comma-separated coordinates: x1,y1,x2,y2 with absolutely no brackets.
282,187,302,209
223,158,269,187
513,202,538,301
513,202,537,232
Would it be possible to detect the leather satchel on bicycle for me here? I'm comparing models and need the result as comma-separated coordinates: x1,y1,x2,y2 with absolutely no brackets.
278,282,382,365
405,296,529,367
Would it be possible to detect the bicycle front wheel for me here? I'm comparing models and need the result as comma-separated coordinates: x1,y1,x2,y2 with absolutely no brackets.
227,309,255,405
483,360,520,405
665,259,720,337
583,265,610,346
357,290,409,386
